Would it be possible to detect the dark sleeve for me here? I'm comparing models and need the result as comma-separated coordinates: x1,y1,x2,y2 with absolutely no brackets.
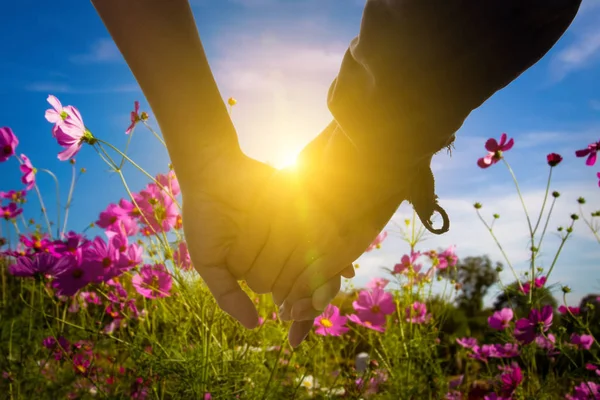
327,0,582,165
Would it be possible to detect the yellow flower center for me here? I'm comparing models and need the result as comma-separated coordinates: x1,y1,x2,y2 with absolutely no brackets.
371,305,381,314
320,318,333,328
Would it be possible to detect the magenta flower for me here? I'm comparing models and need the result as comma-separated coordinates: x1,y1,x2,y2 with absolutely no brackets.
314,304,349,336
437,245,458,269
546,153,563,167
558,305,580,315
499,363,523,398
393,251,422,275
492,343,520,358
405,301,431,324
348,314,385,332
352,287,395,326
570,334,594,351
19,154,36,190
8,253,69,278
456,337,478,349
477,133,514,169
597,172,600,188
586,363,600,376
488,308,514,330
132,264,172,299
134,184,179,233
565,381,599,400
445,391,462,400
365,231,387,252
535,333,557,353
20,232,57,254
520,276,547,294
0,127,18,163
156,170,180,196
0,190,26,204
44,95,80,137
1,203,23,221
366,277,389,290
45,96,92,161
53,249,103,296
173,241,192,271
83,235,124,283
126,101,140,134
575,140,599,166
469,344,496,362
514,305,553,344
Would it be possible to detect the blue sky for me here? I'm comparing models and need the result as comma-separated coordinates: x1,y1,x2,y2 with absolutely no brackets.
0,0,599,306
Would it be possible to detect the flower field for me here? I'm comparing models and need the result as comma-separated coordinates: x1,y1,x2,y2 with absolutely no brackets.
0,97,599,399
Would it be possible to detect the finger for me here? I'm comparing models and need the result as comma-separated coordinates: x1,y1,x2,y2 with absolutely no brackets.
282,255,351,307
340,264,355,279
243,211,298,294
288,319,314,348
288,274,341,321
196,266,259,329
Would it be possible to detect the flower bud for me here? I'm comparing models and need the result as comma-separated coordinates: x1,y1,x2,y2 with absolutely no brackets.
570,214,579,221
493,214,500,219
577,197,586,204
562,286,571,294
473,202,482,210
552,191,560,198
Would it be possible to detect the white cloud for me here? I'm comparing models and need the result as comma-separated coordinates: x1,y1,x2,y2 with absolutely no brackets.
24,82,72,93
349,182,600,306
550,3,600,81
69,38,122,64
24,82,139,94
209,20,349,167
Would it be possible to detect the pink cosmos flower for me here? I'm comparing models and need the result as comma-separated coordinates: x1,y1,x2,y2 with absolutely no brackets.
0,127,18,163
156,170,180,196
597,172,600,188
53,249,103,296
83,235,124,283
393,251,422,275
520,276,547,294
546,153,563,167
44,95,80,137
0,190,26,203
352,287,395,326
132,264,172,299
477,133,514,169
499,363,523,398
405,301,431,324
535,333,558,354
173,241,192,271
126,101,140,134
1,203,23,221
558,305,580,315
570,333,594,351
348,314,386,332
314,304,349,336
8,253,69,278
134,184,179,233
445,391,462,400
437,245,458,269
514,305,553,344
492,343,519,358
19,154,36,190
366,277,389,290
565,381,599,400
45,96,90,161
365,231,387,252
488,308,514,330
575,140,599,166
456,337,478,349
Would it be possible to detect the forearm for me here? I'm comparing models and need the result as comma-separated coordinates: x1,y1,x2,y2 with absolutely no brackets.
91,0,240,186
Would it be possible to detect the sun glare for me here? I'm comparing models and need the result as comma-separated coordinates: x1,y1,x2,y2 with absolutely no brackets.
275,150,300,170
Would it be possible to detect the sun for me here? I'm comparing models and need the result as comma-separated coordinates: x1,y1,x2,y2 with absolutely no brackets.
275,150,300,170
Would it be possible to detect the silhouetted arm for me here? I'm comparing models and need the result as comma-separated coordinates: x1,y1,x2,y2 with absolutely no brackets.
91,0,240,188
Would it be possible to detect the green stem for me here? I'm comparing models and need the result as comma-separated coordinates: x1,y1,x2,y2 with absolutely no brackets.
61,162,80,237
40,169,61,238
532,167,553,236
545,221,574,281
142,121,166,147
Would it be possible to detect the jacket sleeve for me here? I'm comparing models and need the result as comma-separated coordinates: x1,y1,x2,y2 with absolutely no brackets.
327,0,582,167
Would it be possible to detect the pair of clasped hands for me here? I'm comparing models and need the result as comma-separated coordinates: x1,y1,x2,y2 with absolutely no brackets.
92,0,582,347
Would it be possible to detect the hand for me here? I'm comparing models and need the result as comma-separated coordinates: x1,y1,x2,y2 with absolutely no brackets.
180,143,353,345
226,121,408,335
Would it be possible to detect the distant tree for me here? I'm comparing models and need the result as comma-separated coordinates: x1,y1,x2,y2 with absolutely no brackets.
439,255,500,318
